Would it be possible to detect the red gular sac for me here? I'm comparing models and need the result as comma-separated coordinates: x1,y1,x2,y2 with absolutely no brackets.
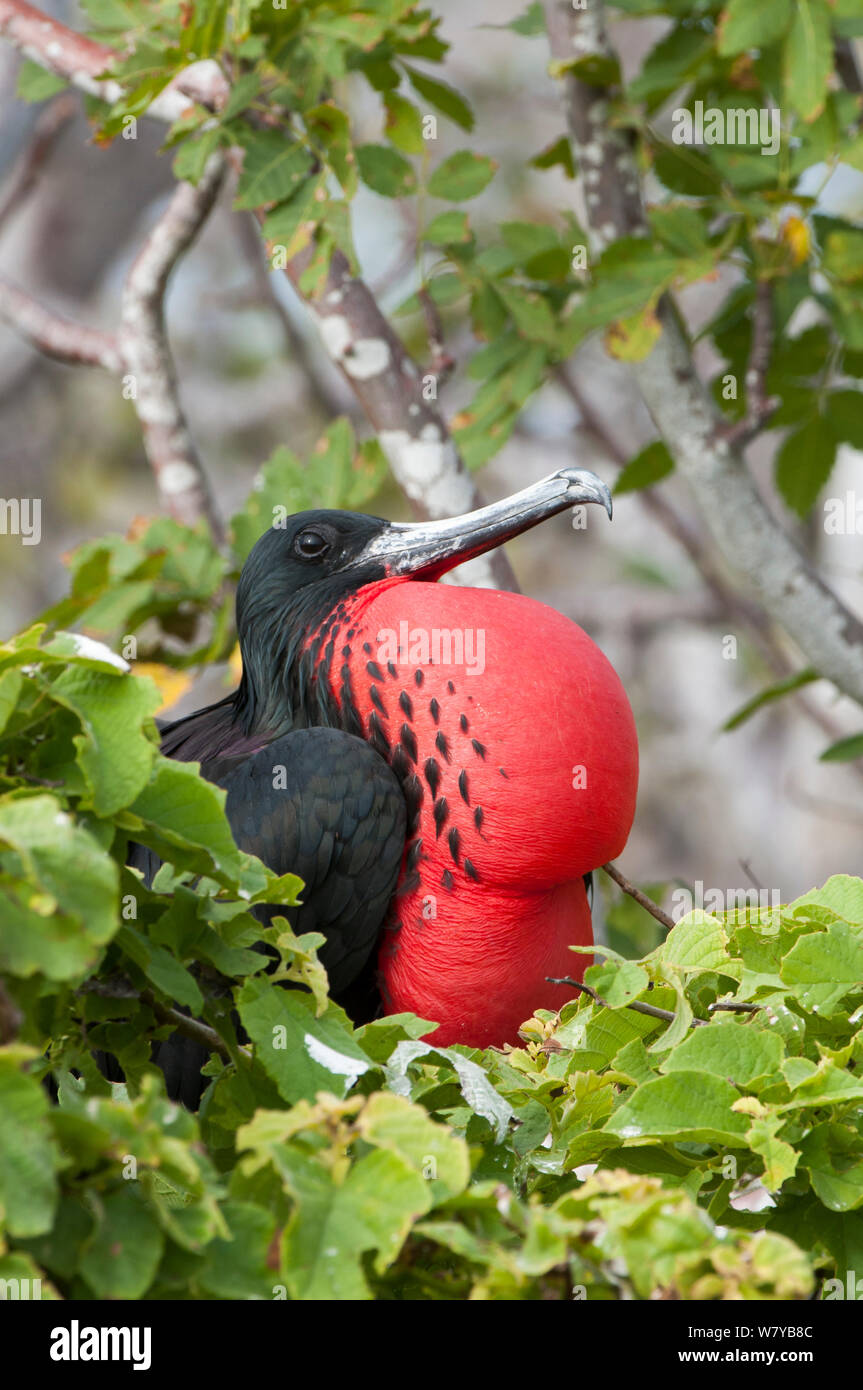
327,578,638,1048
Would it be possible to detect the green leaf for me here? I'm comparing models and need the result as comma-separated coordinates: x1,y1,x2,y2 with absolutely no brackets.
820,733,863,763
356,143,417,197
826,390,863,448
614,441,674,494
385,1041,514,1142
16,61,68,102
783,0,833,122
424,210,471,245
128,757,262,891
428,151,496,201
775,415,838,517
403,66,474,132
237,977,370,1103
799,1124,863,1212
79,1186,165,1298
48,667,159,815
604,1071,750,1145
723,668,820,731
652,911,728,972
356,1092,470,1202
0,1052,58,1237
0,795,119,980
661,1022,783,1086
234,132,314,210
584,957,650,1007
280,1147,430,1299
530,135,576,178
383,92,425,154
781,921,863,1014
718,0,793,56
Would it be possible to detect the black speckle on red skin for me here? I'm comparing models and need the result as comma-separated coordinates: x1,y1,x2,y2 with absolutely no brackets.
435,731,450,762
448,826,461,865
472,738,486,760
387,661,398,679
362,642,372,655
459,714,469,734
458,770,470,805
399,690,414,720
433,796,449,838
424,757,441,797
447,681,455,695
474,805,484,834
414,669,423,687
400,723,418,763
442,869,454,892
464,858,479,882
369,685,387,716
366,660,384,681
429,698,440,724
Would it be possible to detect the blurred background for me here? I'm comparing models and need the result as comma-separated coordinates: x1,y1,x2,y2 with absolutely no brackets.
1,0,862,933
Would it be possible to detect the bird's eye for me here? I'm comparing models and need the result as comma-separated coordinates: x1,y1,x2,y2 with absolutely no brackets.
294,529,331,560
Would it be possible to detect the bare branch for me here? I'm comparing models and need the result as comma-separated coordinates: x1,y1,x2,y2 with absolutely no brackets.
0,0,228,121
546,975,707,1028
0,89,77,230
556,366,863,778
0,0,518,590
601,859,676,931
544,0,863,709
78,976,232,1062
0,276,121,368
120,151,226,539
721,280,779,447
263,231,518,592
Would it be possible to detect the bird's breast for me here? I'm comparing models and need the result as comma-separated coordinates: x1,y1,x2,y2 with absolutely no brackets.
319,580,638,1045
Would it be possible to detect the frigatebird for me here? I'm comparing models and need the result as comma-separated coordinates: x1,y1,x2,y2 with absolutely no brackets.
126,467,638,1107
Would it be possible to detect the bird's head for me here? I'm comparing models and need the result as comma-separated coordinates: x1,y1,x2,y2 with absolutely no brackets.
234,467,612,734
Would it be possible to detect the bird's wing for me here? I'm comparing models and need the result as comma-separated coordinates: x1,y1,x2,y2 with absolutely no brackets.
203,727,406,996
120,727,405,1109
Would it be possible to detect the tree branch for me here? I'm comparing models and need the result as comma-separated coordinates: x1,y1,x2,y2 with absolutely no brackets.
0,0,518,591
0,0,229,120
0,276,122,368
78,976,232,1062
546,975,707,1028
601,860,676,931
543,0,863,709
120,150,227,539
556,366,863,779
0,88,76,228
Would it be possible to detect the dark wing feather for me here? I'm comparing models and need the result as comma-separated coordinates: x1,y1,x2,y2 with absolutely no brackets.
114,727,405,1109
205,727,406,994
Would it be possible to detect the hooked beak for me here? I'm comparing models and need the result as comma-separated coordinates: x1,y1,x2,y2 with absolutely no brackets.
356,467,612,581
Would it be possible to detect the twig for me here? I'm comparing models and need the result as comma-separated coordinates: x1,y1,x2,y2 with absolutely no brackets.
547,975,707,1027
0,0,519,591
721,280,779,446
0,278,122,368
120,151,226,540
233,208,349,422
0,102,226,538
78,976,231,1062
709,1000,760,1014
543,0,863,711
266,228,518,592
0,0,229,121
739,859,763,893
601,859,676,931
0,89,77,230
417,285,455,387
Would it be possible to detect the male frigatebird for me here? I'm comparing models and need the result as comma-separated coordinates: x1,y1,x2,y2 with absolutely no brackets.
128,467,638,1106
